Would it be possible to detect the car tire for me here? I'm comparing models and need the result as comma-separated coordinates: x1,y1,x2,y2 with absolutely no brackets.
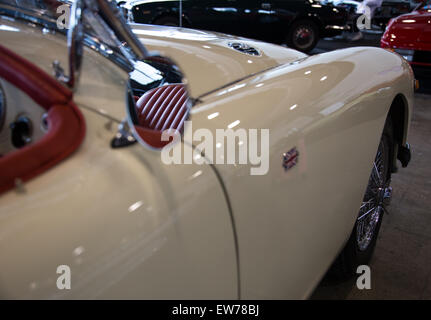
153,16,180,27
329,119,394,280
286,20,319,53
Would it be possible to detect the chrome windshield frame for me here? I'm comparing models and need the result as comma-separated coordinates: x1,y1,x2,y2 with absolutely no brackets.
0,0,193,151
0,1,145,74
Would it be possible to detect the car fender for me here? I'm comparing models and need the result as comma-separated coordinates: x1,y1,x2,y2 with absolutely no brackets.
190,46,414,299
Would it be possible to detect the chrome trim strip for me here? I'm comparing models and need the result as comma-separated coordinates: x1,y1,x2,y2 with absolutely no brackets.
325,24,348,30
0,3,60,30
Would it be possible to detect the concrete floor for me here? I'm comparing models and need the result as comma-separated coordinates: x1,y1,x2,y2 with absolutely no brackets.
310,32,431,299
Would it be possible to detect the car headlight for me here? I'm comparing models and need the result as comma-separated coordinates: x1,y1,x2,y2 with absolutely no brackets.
393,49,414,62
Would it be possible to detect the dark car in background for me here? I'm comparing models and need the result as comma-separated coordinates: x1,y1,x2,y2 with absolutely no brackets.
325,0,413,29
122,0,349,52
374,1,412,28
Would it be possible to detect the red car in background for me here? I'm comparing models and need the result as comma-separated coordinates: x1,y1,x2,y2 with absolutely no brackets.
381,0,431,85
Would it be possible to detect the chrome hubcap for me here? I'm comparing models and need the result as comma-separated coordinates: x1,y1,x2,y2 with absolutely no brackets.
356,141,391,251
293,26,314,49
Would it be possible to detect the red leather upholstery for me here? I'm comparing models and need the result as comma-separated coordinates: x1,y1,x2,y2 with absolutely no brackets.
0,45,85,194
135,84,189,148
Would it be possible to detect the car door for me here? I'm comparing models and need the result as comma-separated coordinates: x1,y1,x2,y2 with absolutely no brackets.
237,0,304,43
0,9,239,299
234,0,278,40
186,0,242,33
269,0,305,25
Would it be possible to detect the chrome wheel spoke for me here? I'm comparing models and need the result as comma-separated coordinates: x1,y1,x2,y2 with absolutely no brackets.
370,166,381,188
356,139,388,252
373,162,382,183
358,205,378,221
360,198,374,210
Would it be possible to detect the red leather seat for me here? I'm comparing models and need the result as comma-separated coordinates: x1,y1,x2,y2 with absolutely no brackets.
135,84,189,132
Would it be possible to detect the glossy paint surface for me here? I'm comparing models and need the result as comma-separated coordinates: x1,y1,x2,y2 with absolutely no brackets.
0,18,414,299
0,18,237,299
190,46,414,298
130,23,308,97
0,108,238,299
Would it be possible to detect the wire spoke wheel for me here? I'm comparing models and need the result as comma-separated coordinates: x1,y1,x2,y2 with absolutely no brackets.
287,20,318,53
293,26,315,50
356,138,390,251
329,119,394,279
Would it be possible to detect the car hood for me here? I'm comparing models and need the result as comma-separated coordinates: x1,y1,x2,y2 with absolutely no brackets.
130,24,308,98
388,10,431,45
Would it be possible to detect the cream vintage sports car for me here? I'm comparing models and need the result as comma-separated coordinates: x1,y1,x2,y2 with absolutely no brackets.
0,0,413,299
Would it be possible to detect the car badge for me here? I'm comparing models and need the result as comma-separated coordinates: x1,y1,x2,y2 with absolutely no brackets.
228,42,261,56
283,147,299,171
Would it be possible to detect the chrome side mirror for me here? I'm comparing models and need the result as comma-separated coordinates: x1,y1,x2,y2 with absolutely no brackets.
125,56,192,150
52,0,192,149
